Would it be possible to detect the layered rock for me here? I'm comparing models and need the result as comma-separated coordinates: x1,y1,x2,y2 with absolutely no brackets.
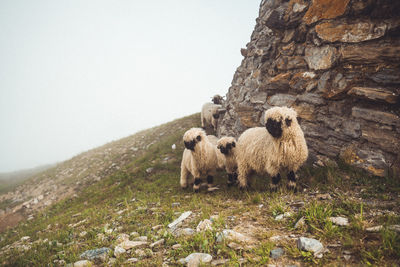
218,0,400,177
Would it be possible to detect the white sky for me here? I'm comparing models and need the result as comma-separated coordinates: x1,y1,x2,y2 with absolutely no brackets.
0,0,260,173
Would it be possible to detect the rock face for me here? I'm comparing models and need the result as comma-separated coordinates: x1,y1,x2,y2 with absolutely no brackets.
218,0,400,177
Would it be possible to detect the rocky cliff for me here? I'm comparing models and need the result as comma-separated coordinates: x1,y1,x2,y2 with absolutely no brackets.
218,0,400,177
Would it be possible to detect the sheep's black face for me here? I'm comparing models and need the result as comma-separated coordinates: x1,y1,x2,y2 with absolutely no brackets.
218,142,235,155
266,118,282,139
184,135,201,151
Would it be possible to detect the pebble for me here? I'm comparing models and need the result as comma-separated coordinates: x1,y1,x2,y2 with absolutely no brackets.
196,219,213,232
275,214,284,221
172,244,182,250
119,240,148,250
80,247,111,263
152,225,163,231
207,187,219,192
73,260,93,267
297,237,323,254
20,236,31,242
211,259,229,266
146,167,154,174
133,236,148,242
216,229,256,245
270,248,284,259
294,217,305,229
179,253,212,266
79,231,87,237
344,255,351,261
114,246,126,257
329,216,349,226
116,233,130,243
171,202,180,208
125,258,138,264
150,239,165,249
172,144,176,150
168,211,192,229
130,231,140,238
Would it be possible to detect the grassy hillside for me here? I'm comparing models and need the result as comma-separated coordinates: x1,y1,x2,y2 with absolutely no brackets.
0,113,399,266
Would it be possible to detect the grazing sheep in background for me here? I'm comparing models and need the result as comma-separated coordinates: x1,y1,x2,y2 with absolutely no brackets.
236,106,308,191
217,137,238,186
201,103,223,131
212,94,225,105
180,128,222,192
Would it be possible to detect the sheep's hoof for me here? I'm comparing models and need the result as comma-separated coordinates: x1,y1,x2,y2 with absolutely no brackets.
270,187,278,193
239,185,248,191
193,189,200,193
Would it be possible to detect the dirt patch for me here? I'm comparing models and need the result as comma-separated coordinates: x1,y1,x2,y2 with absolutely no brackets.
0,212,24,232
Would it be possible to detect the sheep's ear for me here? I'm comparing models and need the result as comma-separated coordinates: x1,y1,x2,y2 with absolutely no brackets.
196,135,201,141
285,118,292,127
232,142,236,147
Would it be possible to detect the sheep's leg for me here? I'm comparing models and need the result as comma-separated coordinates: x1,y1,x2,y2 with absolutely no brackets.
270,173,281,192
238,168,249,189
201,115,206,129
227,172,237,186
193,177,202,193
207,175,214,188
287,171,297,193
180,167,190,189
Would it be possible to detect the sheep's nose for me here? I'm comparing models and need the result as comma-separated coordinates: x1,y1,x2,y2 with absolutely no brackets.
266,118,282,139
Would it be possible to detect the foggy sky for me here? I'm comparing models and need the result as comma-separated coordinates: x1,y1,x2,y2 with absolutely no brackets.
0,0,260,172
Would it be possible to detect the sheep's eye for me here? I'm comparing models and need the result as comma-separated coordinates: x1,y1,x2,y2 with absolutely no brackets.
196,135,201,141
231,142,236,147
285,118,292,127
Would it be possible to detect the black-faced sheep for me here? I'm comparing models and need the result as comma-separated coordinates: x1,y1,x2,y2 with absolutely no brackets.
217,137,238,186
211,94,225,105
201,103,225,131
180,128,222,192
236,106,308,191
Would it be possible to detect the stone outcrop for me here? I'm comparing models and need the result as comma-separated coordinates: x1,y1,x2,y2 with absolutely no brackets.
218,0,400,177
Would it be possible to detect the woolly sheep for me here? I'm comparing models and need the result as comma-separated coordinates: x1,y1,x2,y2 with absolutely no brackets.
180,128,223,192
217,137,238,186
236,106,308,191
201,103,223,131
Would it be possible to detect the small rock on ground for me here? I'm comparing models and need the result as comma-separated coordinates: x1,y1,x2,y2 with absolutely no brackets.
73,260,93,267
329,216,349,226
196,219,213,232
168,211,192,229
270,248,284,259
297,237,323,254
80,247,111,263
179,253,212,266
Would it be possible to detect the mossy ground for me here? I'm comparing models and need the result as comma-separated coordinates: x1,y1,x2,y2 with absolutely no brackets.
0,113,399,266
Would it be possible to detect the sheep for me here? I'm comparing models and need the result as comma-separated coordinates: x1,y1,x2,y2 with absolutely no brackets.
201,103,223,131
217,137,238,186
211,94,225,105
180,128,222,192
236,106,308,192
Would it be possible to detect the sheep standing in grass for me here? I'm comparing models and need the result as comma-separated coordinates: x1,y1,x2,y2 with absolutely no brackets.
236,107,308,191
217,137,238,186
180,128,222,192
201,103,223,131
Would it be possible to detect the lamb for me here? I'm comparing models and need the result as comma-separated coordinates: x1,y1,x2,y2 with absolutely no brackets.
236,106,308,191
201,102,223,131
217,137,238,186
180,128,222,192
